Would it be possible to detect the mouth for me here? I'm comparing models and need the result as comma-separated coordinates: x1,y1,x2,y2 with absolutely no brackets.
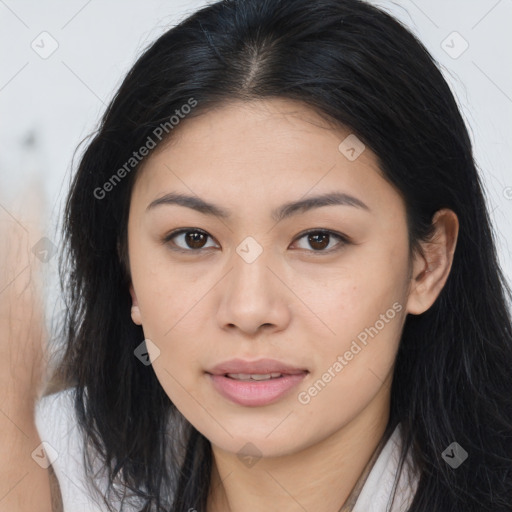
224,372,294,381
206,357,309,376
206,359,309,407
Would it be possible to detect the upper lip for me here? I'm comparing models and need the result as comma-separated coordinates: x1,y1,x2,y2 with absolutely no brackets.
206,358,309,375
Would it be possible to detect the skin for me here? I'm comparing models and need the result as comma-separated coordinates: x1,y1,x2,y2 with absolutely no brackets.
0,198,53,512
127,98,459,512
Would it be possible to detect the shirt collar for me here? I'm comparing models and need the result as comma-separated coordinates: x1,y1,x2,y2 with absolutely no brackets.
352,423,419,512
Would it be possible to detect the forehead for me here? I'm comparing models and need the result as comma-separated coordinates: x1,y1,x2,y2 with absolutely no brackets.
131,98,405,222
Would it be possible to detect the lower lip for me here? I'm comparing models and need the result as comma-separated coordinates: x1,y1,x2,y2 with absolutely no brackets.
208,373,308,407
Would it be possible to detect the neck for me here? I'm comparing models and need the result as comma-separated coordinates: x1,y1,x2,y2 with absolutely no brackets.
207,383,392,512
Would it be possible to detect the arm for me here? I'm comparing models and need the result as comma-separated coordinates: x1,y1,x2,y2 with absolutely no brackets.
0,206,53,512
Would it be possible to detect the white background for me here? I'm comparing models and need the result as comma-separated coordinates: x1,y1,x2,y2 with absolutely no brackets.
1,0,511,323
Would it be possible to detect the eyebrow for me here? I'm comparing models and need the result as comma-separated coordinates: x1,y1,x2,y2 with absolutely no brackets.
146,191,371,222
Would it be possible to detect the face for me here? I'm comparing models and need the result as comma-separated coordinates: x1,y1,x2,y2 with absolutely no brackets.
127,98,413,458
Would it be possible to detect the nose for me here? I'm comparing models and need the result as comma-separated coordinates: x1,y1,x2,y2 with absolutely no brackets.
215,247,292,336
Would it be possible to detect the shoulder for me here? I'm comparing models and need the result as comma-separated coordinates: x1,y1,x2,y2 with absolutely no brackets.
36,386,76,431
35,387,80,474
35,388,109,511
35,388,146,512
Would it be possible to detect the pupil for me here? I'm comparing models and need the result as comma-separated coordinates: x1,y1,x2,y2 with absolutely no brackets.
309,232,329,250
186,231,206,249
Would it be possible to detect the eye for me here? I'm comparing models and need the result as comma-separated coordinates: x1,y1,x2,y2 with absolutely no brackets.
163,228,218,252
291,229,349,253
162,228,349,254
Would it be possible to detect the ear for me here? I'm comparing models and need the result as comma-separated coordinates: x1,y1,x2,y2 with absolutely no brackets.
406,208,459,315
129,283,143,325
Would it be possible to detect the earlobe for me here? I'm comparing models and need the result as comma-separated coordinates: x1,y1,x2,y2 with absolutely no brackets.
406,208,459,315
129,284,143,325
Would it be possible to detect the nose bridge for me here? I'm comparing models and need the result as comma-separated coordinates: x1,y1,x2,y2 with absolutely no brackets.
230,235,274,295
216,234,290,332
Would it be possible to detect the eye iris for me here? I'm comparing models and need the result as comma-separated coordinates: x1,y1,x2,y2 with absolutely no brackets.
309,232,329,250
186,231,207,249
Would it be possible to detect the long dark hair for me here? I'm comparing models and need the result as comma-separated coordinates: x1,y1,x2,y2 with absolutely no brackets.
50,0,512,510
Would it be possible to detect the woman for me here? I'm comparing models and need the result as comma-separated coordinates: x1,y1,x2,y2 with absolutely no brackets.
34,0,512,510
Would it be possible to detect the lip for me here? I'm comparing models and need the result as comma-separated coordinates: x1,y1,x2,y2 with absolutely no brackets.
206,358,309,407
206,358,308,376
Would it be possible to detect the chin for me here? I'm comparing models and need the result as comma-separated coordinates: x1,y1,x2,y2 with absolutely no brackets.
199,421,314,460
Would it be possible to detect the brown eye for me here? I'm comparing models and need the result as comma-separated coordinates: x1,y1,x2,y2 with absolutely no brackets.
163,228,348,254
184,231,208,249
293,230,348,253
308,232,330,250
164,229,217,252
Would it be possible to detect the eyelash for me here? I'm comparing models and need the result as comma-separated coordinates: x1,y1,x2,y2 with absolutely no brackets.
162,228,350,255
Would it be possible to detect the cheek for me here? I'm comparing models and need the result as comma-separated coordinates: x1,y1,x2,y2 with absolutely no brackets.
140,298,209,421
298,243,408,382
135,281,208,382
308,281,404,376
129,242,204,336
129,253,212,407
299,247,406,336
292,277,405,432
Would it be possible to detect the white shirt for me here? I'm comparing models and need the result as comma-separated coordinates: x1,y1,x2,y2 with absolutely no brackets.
35,388,419,511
